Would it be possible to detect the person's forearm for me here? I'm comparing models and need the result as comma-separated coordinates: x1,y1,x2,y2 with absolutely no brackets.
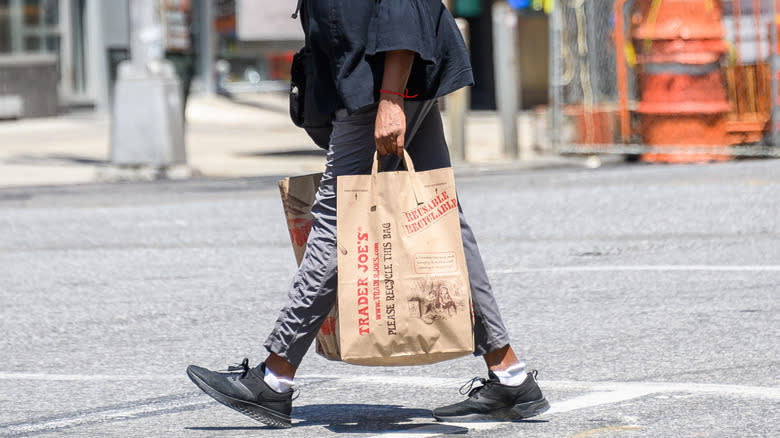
381,50,415,96
375,50,415,157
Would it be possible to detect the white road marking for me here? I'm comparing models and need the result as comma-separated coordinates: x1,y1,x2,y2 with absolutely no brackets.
2,372,777,436
366,389,656,438
489,265,780,274
320,375,780,437
305,375,780,400
542,380,780,400
0,372,182,381
1,394,209,436
544,389,652,415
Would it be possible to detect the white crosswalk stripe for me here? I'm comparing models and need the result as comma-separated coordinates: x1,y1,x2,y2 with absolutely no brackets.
2,372,777,436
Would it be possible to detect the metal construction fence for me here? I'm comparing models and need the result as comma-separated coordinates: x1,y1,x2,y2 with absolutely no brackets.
549,0,780,162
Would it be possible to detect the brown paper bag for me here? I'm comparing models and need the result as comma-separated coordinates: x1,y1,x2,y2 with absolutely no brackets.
335,153,474,365
278,174,340,360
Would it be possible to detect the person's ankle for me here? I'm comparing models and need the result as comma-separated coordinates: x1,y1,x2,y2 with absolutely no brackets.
263,354,296,392
265,354,296,379
263,364,294,392
491,361,527,386
484,344,521,371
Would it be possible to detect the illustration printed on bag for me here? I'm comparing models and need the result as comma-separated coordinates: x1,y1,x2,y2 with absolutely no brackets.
408,278,467,325
402,190,458,235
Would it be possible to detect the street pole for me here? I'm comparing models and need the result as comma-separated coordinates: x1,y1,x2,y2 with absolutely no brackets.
492,2,520,159
111,0,187,169
9,0,23,52
198,0,216,95
548,0,563,152
447,18,470,162
441,0,468,162
129,0,163,68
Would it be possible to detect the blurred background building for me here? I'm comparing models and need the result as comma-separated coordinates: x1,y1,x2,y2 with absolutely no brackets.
0,0,306,117
0,0,551,117
2,0,779,164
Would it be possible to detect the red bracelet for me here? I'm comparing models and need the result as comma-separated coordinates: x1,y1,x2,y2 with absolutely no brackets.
380,88,418,99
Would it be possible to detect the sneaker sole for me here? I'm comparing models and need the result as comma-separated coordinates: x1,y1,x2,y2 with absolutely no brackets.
433,398,550,422
187,368,292,428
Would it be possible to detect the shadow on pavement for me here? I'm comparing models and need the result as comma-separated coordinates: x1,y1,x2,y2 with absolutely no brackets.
184,403,548,433
186,426,270,431
5,154,109,166
184,404,468,434
293,403,468,434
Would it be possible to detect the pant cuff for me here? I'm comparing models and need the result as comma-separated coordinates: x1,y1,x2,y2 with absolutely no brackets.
473,332,511,357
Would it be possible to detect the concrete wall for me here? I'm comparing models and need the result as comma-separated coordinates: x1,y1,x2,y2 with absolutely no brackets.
0,54,59,118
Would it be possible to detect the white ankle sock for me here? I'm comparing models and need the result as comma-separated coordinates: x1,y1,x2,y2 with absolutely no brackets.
492,362,527,386
264,366,294,393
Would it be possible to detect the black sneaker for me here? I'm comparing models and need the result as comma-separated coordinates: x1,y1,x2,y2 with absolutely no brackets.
186,358,293,428
432,370,550,422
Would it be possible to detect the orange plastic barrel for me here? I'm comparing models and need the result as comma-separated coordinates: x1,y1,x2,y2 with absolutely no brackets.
632,0,731,163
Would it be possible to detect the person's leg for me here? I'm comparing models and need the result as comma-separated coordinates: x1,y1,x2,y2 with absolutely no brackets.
401,101,548,422
403,101,516,367
186,106,380,428
263,106,379,378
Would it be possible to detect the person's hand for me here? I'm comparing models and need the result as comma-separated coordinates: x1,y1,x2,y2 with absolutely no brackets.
375,94,406,157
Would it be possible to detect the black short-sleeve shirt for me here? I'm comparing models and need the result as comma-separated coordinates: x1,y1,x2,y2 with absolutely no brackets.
301,0,474,115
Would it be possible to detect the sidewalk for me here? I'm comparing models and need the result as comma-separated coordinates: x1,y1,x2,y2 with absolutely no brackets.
0,92,593,188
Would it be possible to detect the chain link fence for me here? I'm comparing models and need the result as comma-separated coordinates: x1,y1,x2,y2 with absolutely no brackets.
549,0,780,161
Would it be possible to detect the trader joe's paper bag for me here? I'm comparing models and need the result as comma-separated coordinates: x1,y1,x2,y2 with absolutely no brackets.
335,153,474,366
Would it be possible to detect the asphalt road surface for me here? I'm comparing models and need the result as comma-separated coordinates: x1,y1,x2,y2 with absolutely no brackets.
1,159,778,437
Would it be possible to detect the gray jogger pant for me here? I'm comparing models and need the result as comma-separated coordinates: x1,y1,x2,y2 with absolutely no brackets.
264,100,510,368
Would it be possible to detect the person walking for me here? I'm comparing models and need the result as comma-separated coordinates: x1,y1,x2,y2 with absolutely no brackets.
186,0,549,428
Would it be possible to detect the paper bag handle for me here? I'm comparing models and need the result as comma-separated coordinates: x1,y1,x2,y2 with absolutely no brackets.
371,152,426,206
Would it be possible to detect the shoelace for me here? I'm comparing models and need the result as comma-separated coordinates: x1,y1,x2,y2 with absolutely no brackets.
225,358,301,400
227,358,250,378
459,377,490,397
458,370,540,397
